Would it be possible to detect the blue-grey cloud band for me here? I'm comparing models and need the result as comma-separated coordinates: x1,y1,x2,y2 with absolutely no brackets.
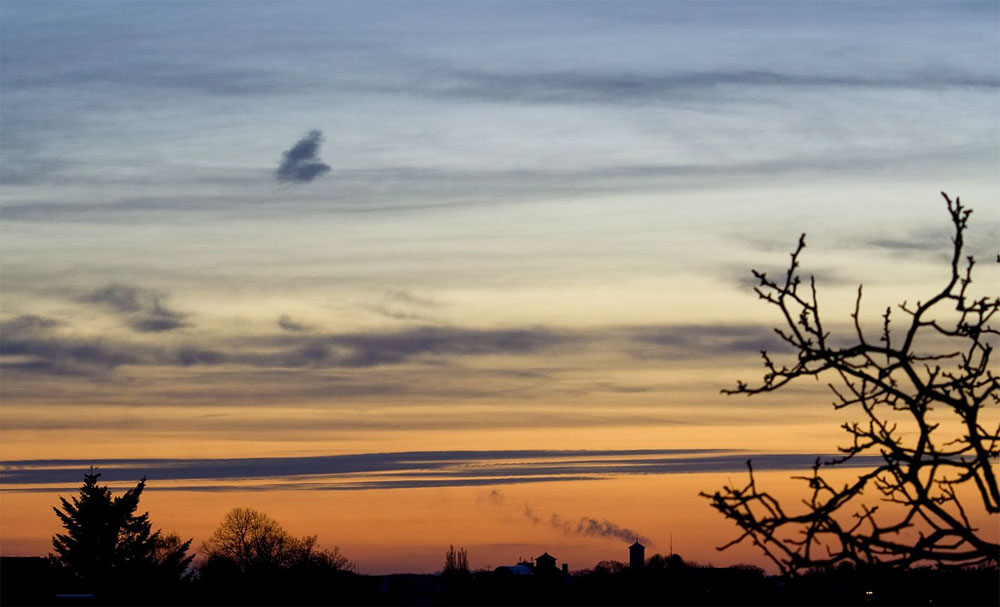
1,449,884,491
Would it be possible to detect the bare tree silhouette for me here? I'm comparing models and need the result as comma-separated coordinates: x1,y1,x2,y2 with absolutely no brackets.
703,193,999,574
201,507,349,573
444,545,469,575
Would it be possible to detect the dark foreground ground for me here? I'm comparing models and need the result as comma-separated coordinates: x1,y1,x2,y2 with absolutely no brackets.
2,556,997,606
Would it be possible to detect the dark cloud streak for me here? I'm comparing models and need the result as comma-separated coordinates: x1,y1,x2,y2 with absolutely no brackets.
2,318,797,381
1,450,884,489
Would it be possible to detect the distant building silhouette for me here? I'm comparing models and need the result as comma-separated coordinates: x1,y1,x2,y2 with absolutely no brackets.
493,564,532,576
629,540,645,570
494,552,568,577
535,552,558,574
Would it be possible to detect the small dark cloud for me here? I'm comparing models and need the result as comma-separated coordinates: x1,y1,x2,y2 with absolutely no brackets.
276,130,331,183
79,284,187,333
278,314,309,332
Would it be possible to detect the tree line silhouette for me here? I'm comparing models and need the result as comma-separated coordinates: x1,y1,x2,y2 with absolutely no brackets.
5,441,996,604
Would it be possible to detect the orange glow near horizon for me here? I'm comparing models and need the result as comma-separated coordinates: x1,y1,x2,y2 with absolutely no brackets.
0,471,802,574
6,467,996,575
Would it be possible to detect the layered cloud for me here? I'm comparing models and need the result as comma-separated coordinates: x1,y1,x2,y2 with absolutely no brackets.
1,449,883,490
1,309,785,379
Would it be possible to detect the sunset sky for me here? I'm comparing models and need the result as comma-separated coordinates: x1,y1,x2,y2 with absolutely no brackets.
1,1,998,574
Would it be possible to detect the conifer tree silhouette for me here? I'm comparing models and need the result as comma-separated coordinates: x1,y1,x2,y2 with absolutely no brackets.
51,469,193,590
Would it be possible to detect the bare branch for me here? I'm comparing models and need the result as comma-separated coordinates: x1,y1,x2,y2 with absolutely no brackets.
707,193,1000,574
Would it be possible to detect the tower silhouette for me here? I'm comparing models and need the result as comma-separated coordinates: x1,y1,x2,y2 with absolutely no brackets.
629,539,645,570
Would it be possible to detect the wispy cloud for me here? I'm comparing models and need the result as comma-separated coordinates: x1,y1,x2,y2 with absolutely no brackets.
277,314,309,332
423,68,998,105
2,59,295,97
276,130,331,183
79,284,187,333
627,324,790,360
